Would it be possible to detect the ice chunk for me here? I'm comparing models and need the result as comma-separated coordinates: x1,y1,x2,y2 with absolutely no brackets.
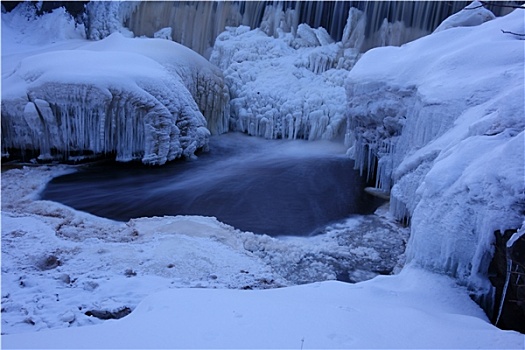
209,13,362,141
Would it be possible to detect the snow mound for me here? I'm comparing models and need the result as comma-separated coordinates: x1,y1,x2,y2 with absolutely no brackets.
209,7,364,141
345,5,525,296
2,6,229,164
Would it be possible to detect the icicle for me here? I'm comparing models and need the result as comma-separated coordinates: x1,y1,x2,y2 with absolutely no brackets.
495,256,513,326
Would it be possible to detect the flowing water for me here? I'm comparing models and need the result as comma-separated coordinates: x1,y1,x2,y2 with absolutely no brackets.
41,133,383,236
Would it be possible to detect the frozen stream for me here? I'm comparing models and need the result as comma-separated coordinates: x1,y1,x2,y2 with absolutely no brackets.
42,133,382,236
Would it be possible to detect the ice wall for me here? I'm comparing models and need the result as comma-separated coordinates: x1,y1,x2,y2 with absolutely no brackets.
1,22,230,164
344,4,525,296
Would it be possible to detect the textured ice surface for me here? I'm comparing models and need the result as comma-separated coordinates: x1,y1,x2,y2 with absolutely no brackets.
345,6,525,294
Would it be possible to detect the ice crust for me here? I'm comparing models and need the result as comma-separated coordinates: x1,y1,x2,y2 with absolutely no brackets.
344,6,525,293
1,6,229,165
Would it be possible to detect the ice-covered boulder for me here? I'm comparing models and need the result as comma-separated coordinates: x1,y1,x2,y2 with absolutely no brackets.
2,30,229,164
345,5,524,301
434,1,496,33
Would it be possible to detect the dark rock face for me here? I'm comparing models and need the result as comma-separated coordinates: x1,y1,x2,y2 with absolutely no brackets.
85,307,131,320
2,1,89,18
488,229,525,334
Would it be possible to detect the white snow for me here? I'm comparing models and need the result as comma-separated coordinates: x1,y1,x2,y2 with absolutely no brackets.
434,1,496,33
4,268,523,349
2,2,525,349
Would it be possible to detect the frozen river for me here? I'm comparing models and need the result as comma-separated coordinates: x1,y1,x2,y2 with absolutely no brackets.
42,133,382,236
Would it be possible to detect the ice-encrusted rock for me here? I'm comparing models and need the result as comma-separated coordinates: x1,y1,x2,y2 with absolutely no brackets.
344,6,524,299
2,33,229,164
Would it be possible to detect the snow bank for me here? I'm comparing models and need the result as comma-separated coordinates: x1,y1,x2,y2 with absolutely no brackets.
345,5,525,295
209,7,364,141
1,5,229,165
3,267,523,349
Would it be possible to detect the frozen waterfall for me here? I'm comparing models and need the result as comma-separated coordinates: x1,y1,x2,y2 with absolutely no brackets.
120,1,513,57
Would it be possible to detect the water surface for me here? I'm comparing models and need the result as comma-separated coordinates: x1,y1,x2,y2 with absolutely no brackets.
42,133,381,236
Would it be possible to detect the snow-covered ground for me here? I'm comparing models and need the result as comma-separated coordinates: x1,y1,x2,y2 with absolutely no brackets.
2,2,525,349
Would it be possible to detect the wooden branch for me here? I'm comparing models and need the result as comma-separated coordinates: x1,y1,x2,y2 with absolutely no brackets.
464,4,485,10
501,29,525,37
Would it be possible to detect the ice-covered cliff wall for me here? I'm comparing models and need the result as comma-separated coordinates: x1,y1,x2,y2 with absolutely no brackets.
1,5,229,164
345,3,525,298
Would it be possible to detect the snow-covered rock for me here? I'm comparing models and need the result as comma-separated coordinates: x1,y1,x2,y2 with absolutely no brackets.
345,5,525,298
1,5,229,165
434,1,496,33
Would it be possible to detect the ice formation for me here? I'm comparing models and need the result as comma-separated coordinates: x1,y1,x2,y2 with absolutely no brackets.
209,7,364,141
344,4,525,299
1,6,229,164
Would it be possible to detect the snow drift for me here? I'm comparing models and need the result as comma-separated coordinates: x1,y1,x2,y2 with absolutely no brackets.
1,6,229,165
345,3,525,299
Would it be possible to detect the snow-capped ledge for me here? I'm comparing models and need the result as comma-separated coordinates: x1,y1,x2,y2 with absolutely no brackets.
1,28,228,165
345,5,525,299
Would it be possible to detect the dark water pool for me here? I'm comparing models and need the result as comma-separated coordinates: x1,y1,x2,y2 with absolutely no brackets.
41,133,382,236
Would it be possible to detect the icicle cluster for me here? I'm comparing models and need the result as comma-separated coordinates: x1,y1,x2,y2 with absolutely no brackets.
1,33,231,165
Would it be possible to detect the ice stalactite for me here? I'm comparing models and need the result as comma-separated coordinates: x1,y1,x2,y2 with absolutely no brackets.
1,33,226,165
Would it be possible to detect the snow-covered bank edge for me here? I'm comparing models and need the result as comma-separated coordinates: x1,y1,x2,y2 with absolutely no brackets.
3,264,523,349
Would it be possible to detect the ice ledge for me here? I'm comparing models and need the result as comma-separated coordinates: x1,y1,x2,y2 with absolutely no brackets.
1,33,228,165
